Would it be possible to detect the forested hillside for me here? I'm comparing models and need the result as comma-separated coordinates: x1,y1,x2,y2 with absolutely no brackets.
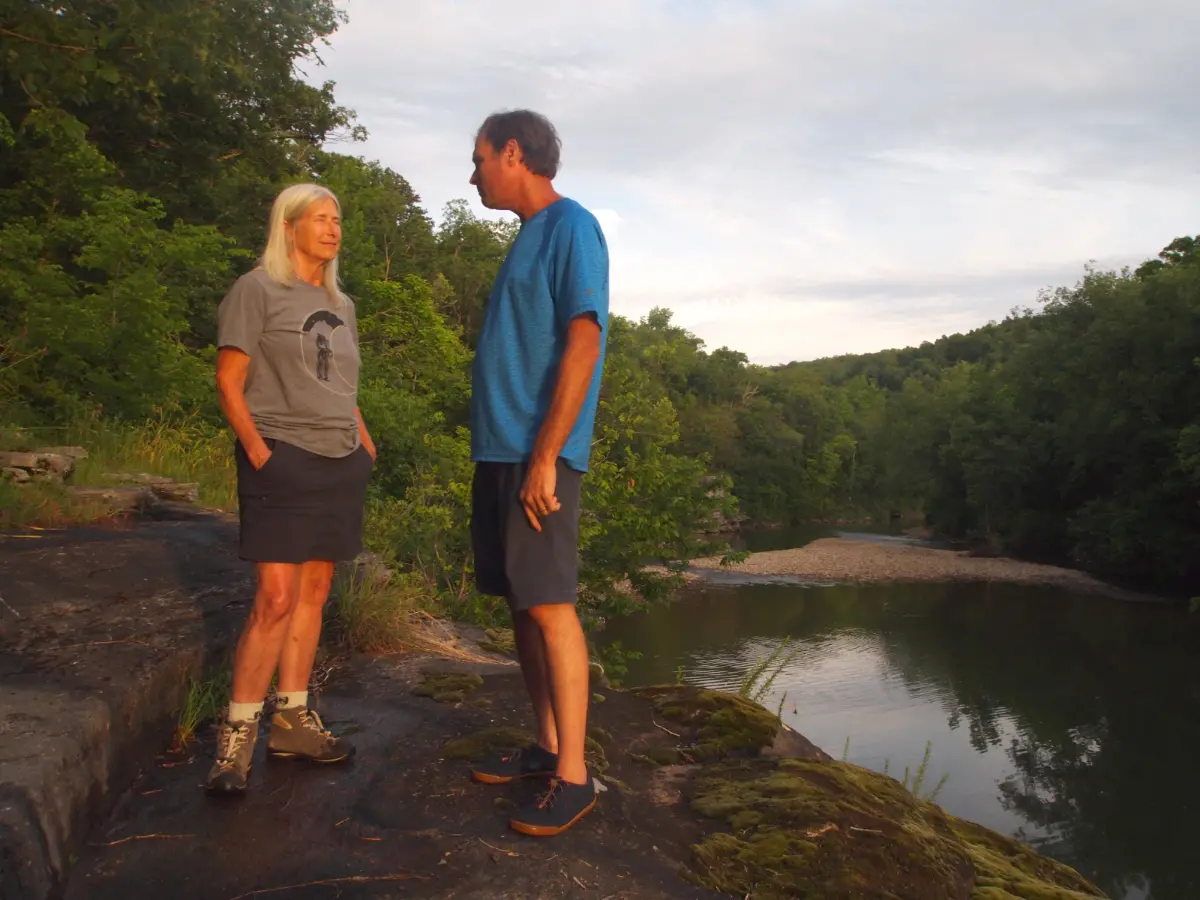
2,1,1196,602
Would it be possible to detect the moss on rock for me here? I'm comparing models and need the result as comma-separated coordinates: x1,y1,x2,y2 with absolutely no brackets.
636,746,683,767
413,671,484,704
587,727,612,745
952,818,1104,899
586,736,610,774
633,685,780,761
684,756,1107,900
441,726,531,761
478,628,515,656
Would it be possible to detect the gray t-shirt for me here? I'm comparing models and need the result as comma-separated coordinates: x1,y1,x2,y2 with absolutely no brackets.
217,268,361,458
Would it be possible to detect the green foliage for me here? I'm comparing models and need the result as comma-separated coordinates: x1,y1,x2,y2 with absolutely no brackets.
313,153,437,294
1,0,360,246
0,110,235,420
4,0,1191,635
590,641,642,688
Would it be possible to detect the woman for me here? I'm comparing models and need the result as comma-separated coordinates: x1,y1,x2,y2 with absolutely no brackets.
207,183,376,794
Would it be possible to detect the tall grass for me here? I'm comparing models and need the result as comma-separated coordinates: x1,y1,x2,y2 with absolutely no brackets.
1,412,237,526
173,669,233,750
841,736,951,802
738,636,802,705
888,739,951,802
329,564,426,653
68,412,237,510
328,563,497,662
0,479,116,529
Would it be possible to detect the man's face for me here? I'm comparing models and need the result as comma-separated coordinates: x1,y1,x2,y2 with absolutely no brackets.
470,135,517,210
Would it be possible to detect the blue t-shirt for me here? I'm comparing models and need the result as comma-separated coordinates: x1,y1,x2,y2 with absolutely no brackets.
470,197,609,472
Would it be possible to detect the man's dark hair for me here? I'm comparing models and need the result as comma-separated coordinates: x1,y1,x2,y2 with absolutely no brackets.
477,109,561,179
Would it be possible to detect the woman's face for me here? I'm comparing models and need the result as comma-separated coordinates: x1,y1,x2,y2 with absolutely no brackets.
289,196,342,263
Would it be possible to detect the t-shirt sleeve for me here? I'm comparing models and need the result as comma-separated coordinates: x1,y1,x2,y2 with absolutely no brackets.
216,274,266,355
552,213,609,332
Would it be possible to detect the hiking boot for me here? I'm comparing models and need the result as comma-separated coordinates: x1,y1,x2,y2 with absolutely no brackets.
205,718,259,794
470,743,557,784
266,706,355,763
509,777,597,836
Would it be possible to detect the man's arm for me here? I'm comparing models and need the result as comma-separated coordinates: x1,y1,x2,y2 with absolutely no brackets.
519,315,602,531
519,212,608,532
532,315,602,465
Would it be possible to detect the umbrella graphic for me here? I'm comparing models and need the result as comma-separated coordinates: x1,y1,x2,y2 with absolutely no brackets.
301,310,352,390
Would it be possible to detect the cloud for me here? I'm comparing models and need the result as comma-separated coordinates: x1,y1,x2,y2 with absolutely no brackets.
313,0,1200,362
591,209,621,241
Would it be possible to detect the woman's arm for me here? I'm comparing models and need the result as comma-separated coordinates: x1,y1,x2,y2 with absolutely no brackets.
216,348,271,469
355,407,376,460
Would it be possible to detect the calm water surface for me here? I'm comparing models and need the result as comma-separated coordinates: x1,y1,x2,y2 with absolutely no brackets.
599,579,1200,900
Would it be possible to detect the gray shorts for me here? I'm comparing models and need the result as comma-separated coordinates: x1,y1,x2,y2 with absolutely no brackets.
470,460,583,611
235,438,372,563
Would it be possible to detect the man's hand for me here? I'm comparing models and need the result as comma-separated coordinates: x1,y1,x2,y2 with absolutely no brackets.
520,458,561,532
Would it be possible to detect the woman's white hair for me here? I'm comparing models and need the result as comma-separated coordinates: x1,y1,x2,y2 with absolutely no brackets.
261,183,348,307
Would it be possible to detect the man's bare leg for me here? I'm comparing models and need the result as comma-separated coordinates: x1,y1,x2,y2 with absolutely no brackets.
513,608,559,754
528,603,589,785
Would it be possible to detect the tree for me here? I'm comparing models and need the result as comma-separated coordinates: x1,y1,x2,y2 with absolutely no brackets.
1,0,359,248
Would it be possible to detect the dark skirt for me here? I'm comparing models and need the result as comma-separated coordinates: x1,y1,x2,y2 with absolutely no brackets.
235,437,373,563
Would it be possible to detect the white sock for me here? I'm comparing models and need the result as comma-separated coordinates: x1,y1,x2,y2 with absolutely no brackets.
276,690,308,711
227,701,263,723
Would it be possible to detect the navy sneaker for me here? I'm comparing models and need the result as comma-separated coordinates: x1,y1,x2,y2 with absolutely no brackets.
509,776,597,836
470,743,557,784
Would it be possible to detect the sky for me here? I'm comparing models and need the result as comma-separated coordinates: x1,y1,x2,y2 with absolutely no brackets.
307,0,1200,365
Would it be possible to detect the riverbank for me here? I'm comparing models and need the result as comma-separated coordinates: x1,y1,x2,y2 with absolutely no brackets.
3,519,1109,899
686,537,1165,603
57,661,1107,900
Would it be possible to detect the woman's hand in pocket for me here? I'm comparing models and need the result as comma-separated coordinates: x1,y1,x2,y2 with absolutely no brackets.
249,441,273,470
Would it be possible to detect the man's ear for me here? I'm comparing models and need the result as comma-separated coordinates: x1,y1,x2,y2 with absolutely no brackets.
503,138,522,167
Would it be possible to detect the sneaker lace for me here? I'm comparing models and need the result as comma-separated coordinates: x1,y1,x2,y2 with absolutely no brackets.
535,778,564,810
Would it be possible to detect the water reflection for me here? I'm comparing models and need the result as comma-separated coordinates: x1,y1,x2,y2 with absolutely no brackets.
598,581,1200,900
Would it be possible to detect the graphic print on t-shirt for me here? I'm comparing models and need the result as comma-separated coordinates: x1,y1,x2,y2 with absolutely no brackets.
300,308,357,395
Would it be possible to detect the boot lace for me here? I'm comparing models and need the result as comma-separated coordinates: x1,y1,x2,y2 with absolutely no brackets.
297,708,334,740
215,722,249,768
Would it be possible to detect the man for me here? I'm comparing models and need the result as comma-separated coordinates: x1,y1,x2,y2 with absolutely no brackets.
466,109,609,837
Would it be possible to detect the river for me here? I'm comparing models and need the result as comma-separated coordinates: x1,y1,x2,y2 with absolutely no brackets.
599,534,1200,900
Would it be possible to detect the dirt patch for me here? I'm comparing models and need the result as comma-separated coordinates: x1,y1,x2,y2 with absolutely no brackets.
684,537,1161,602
